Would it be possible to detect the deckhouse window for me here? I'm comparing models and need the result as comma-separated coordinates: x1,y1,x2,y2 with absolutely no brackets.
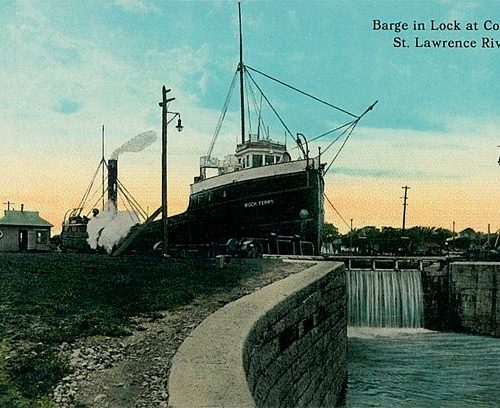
252,154,263,167
265,155,274,165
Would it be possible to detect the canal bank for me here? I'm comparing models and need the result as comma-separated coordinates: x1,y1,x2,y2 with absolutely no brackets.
167,259,500,407
168,261,347,408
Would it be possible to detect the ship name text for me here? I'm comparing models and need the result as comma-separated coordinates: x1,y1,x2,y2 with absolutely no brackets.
244,199,274,208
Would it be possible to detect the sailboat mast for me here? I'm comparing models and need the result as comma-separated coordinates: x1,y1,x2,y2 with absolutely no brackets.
238,2,245,144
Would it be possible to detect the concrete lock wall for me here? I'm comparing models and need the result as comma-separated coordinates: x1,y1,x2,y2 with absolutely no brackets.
168,261,347,408
449,262,500,337
422,262,500,337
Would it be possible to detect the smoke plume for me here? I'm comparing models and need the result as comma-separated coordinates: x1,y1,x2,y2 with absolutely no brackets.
110,130,157,160
87,201,139,253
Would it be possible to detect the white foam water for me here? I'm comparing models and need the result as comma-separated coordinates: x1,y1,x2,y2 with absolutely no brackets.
348,270,424,328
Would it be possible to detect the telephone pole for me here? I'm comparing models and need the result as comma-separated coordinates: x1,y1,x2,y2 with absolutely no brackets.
401,186,410,232
350,218,353,253
160,87,175,257
158,86,183,258
3,201,14,211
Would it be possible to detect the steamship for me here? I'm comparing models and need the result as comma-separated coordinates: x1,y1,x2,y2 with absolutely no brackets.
119,5,376,256
125,140,325,255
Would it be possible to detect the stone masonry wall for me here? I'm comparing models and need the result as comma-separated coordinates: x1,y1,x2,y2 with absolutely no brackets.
168,262,347,408
449,262,500,337
421,266,457,332
244,263,347,407
422,262,500,337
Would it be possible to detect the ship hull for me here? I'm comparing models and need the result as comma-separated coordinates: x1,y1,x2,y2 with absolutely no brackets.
60,219,91,252
127,160,325,255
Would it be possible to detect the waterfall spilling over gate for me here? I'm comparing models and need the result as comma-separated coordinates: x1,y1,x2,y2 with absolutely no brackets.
348,270,424,328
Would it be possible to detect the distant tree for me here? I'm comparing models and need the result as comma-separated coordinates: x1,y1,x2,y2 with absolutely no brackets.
358,226,380,239
406,226,436,244
322,223,340,242
459,227,477,239
50,234,61,246
433,228,453,246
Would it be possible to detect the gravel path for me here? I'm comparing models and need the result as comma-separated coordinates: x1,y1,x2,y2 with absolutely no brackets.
52,260,309,407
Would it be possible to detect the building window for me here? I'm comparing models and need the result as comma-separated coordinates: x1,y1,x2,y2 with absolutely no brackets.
37,231,48,244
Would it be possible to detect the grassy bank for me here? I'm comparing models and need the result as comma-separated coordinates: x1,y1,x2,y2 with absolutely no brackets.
0,253,277,407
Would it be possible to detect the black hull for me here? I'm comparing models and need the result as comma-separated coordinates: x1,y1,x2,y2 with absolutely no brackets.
126,163,324,255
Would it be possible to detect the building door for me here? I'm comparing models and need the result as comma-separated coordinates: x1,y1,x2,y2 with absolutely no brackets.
19,229,28,251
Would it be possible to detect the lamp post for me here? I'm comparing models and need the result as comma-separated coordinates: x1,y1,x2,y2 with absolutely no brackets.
159,86,183,258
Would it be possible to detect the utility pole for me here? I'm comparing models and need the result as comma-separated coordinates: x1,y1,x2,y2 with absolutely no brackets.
3,201,14,211
158,86,183,258
160,86,175,258
350,218,353,253
401,185,410,232
452,220,456,251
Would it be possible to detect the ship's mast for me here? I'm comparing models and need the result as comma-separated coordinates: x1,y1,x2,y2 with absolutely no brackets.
101,124,105,211
238,2,245,144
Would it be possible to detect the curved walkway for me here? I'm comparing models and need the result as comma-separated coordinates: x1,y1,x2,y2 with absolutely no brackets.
168,261,342,408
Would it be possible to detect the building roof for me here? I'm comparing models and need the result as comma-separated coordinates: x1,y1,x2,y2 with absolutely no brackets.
0,210,53,228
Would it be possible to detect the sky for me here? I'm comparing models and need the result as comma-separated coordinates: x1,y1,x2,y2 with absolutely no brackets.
1,0,499,234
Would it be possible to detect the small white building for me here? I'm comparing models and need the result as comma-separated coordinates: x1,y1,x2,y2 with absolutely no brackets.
0,207,53,252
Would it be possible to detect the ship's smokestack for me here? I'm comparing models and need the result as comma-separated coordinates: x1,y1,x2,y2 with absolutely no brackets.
108,159,118,210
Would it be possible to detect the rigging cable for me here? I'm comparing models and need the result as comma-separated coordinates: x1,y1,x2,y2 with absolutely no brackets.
323,100,378,175
116,184,142,221
245,65,359,118
244,74,253,136
322,121,357,155
323,193,351,230
116,178,147,220
246,76,263,137
77,160,104,212
86,187,108,217
206,69,239,158
309,120,357,144
323,121,359,175
291,120,355,152
245,68,298,148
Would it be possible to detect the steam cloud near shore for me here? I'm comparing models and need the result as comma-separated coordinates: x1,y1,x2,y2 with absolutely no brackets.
87,202,139,253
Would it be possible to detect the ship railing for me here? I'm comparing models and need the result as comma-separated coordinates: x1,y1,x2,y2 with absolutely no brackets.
269,233,314,256
166,235,315,258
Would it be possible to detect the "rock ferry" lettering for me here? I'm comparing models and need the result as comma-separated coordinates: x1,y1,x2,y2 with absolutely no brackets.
244,199,274,208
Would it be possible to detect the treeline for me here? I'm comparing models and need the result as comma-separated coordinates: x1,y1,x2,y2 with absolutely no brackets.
322,223,496,255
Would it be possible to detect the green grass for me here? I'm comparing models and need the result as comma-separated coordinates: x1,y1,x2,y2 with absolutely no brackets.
0,253,278,407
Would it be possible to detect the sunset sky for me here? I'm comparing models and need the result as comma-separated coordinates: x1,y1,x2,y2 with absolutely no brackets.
1,0,499,234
